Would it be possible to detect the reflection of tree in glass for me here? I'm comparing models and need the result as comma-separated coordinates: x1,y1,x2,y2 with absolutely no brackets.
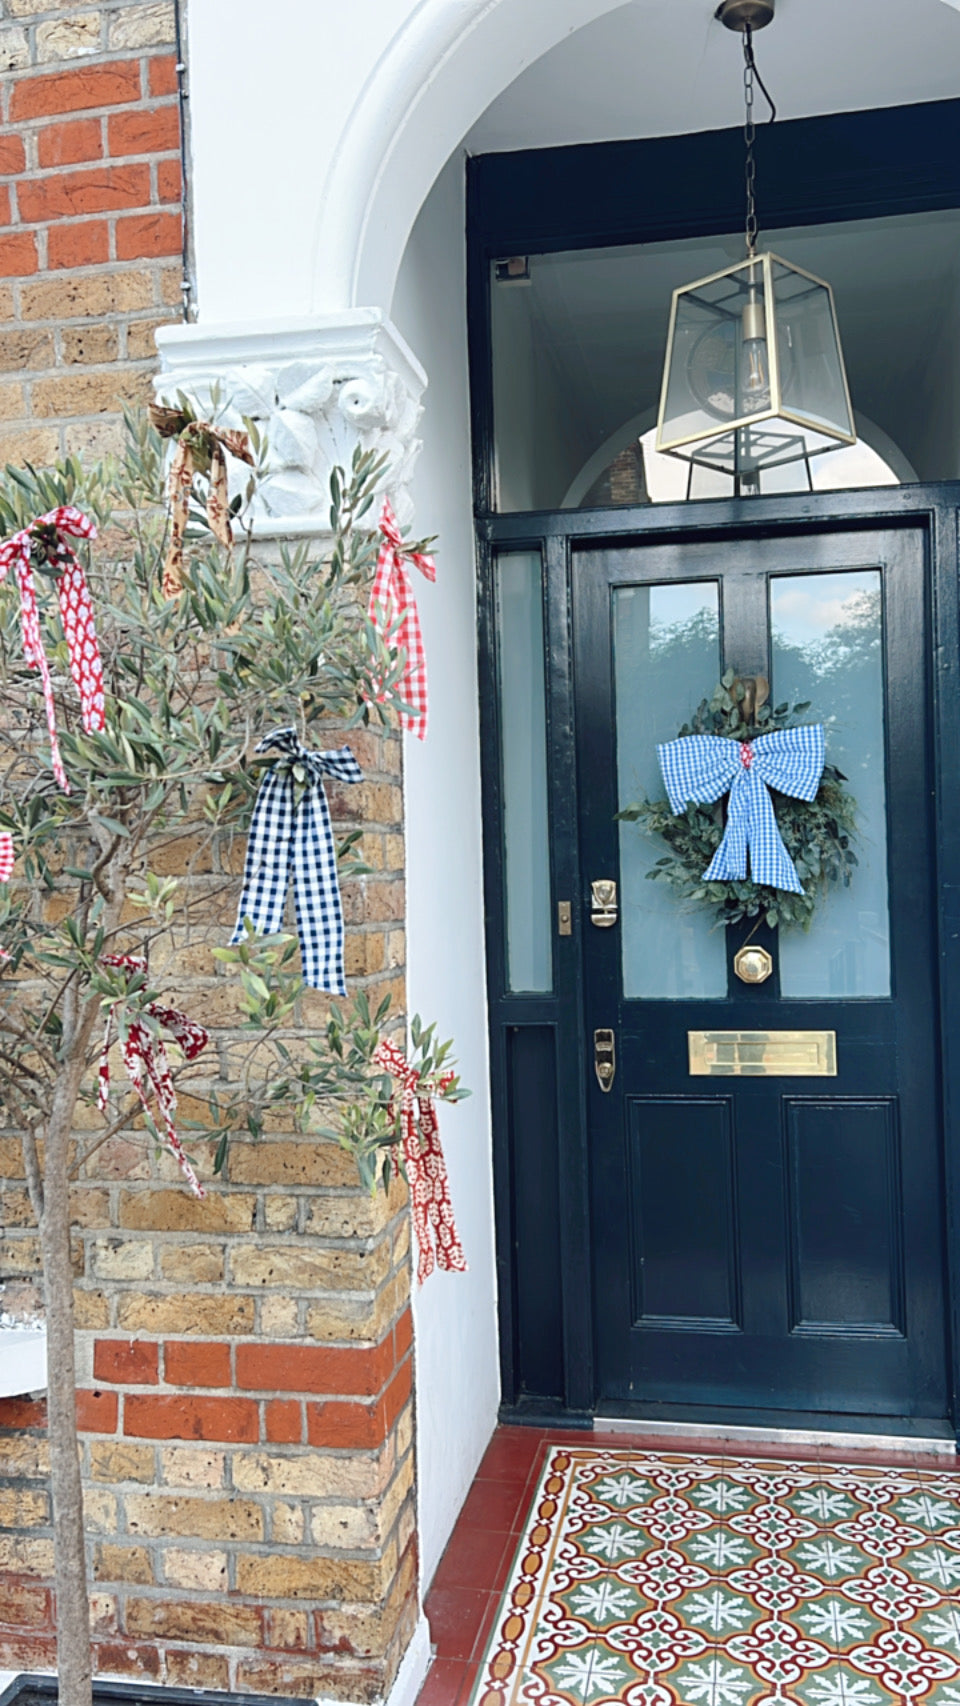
773,589,883,786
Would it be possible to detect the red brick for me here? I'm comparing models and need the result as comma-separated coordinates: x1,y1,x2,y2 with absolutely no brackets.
115,211,180,259
0,186,13,227
395,1308,413,1360
306,1399,384,1450
0,137,25,176
0,1396,46,1429
164,1340,231,1388
76,1388,119,1433
108,106,179,157
148,56,178,97
10,63,141,122
157,158,181,204
265,1400,302,1444
384,1358,412,1431
47,220,108,270
0,232,37,277
38,118,102,169
0,1635,57,1671
95,1642,161,1679
93,1340,158,1385
0,1583,51,1630
124,1393,259,1443
18,164,150,223
236,1337,395,1397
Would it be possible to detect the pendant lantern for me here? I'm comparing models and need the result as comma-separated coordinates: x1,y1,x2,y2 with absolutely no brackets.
655,1,855,494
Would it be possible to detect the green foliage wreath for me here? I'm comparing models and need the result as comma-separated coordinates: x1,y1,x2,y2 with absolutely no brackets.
617,672,859,931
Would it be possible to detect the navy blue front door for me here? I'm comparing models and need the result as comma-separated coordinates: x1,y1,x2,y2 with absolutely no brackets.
574,521,950,1422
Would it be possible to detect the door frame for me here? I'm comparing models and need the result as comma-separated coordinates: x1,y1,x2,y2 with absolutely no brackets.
477,486,960,1436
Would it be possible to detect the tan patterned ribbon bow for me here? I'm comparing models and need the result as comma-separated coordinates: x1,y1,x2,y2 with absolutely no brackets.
150,405,254,598
97,953,210,1198
373,1036,466,1284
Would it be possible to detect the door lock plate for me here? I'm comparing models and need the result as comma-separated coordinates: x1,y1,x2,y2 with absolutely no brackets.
594,1028,616,1092
591,880,618,927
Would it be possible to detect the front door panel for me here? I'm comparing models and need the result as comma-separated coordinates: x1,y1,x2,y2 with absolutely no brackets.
574,523,949,1420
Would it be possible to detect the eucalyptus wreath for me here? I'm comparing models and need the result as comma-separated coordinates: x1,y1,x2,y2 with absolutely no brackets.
618,672,859,930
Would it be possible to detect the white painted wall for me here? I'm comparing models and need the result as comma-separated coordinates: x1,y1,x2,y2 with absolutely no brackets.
390,155,501,1589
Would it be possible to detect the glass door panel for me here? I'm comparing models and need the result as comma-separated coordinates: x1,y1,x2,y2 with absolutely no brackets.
497,550,553,993
772,569,891,997
614,581,726,998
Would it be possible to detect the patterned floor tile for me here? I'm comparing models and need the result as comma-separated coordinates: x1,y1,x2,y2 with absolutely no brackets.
467,1446,960,1706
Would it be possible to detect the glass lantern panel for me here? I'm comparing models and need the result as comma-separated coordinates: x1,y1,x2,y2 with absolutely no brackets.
660,259,778,456
773,259,854,439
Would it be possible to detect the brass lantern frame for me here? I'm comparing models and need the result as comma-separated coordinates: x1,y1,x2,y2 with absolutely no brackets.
655,250,856,472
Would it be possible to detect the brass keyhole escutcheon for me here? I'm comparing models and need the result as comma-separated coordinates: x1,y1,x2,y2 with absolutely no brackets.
734,944,774,984
594,1028,616,1092
591,880,618,928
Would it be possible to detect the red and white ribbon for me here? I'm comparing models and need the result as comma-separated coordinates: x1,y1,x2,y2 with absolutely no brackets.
374,1035,466,1284
0,506,104,792
0,833,13,883
367,499,435,741
97,954,209,1198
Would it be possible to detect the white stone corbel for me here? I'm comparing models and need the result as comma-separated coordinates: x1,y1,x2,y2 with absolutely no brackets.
154,310,427,534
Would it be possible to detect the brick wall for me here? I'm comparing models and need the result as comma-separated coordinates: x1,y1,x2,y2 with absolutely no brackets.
0,0,182,467
0,4,421,1697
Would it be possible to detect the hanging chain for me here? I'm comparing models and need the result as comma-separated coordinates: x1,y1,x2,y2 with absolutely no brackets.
743,25,758,257
741,23,776,259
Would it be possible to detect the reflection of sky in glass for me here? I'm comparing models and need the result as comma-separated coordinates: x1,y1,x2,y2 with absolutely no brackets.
616,581,727,1000
772,570,890,999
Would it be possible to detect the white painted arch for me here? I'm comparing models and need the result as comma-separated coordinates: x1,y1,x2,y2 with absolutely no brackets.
314,0,960,317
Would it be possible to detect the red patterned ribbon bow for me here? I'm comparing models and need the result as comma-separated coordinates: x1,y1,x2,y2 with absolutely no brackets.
97,954,209,1198
367,499,435,741
373,1035,466,1283
0,834,12,883
0,506,104,793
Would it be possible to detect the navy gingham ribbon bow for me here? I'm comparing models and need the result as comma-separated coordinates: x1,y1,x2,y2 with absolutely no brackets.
230,727,362,993
657,724,825,894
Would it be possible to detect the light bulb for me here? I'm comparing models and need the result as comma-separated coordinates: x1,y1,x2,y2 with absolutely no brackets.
739,291,771,416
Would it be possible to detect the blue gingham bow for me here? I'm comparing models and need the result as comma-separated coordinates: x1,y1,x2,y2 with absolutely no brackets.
230,727,362,994
657,725,825,894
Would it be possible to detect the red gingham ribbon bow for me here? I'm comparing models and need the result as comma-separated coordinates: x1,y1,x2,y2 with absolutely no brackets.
0,834,13,883
374,1035,466,1283
0,506,104,792
97,954,209,1198
367,499,435,741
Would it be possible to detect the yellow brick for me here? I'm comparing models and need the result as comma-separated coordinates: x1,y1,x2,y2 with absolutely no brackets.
0,426,59,468
0,1536,54,1576
263,1196,298,1232
0,1235,42,1276
64,416,127,463
73,1287,111,1329
117,1292,256,1336
160,267,183,306
125,1493,264,1541
260,1296,299,1336
0,383,24,421
118,1189,256,1233
61,324,119,365
162,1546,228,1591
231,1445,392,1501
166,1653,230,1691
158,1446,225,1489
267,1608,310,1650
271,1502,304,1544
32,368,148,419
107,1,175,48
304,1283,399,1344
0,28,29,71
94,1543,155,1585
70,1188,111,1228
0,1488,48,1527
126,1595,262,1647
230,1241,390,1292
126,314,176,360
159,1243,224,1283
310,1502,382,1551
36,14,102,60
92,1238,154,1280
237,1552,385,1602
89,1441,155,1484
84,1488,117,1533
0,329,54,374
228,1141,357,1188
385,835,405,871
21,272,154,321
0,1188,34,1227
